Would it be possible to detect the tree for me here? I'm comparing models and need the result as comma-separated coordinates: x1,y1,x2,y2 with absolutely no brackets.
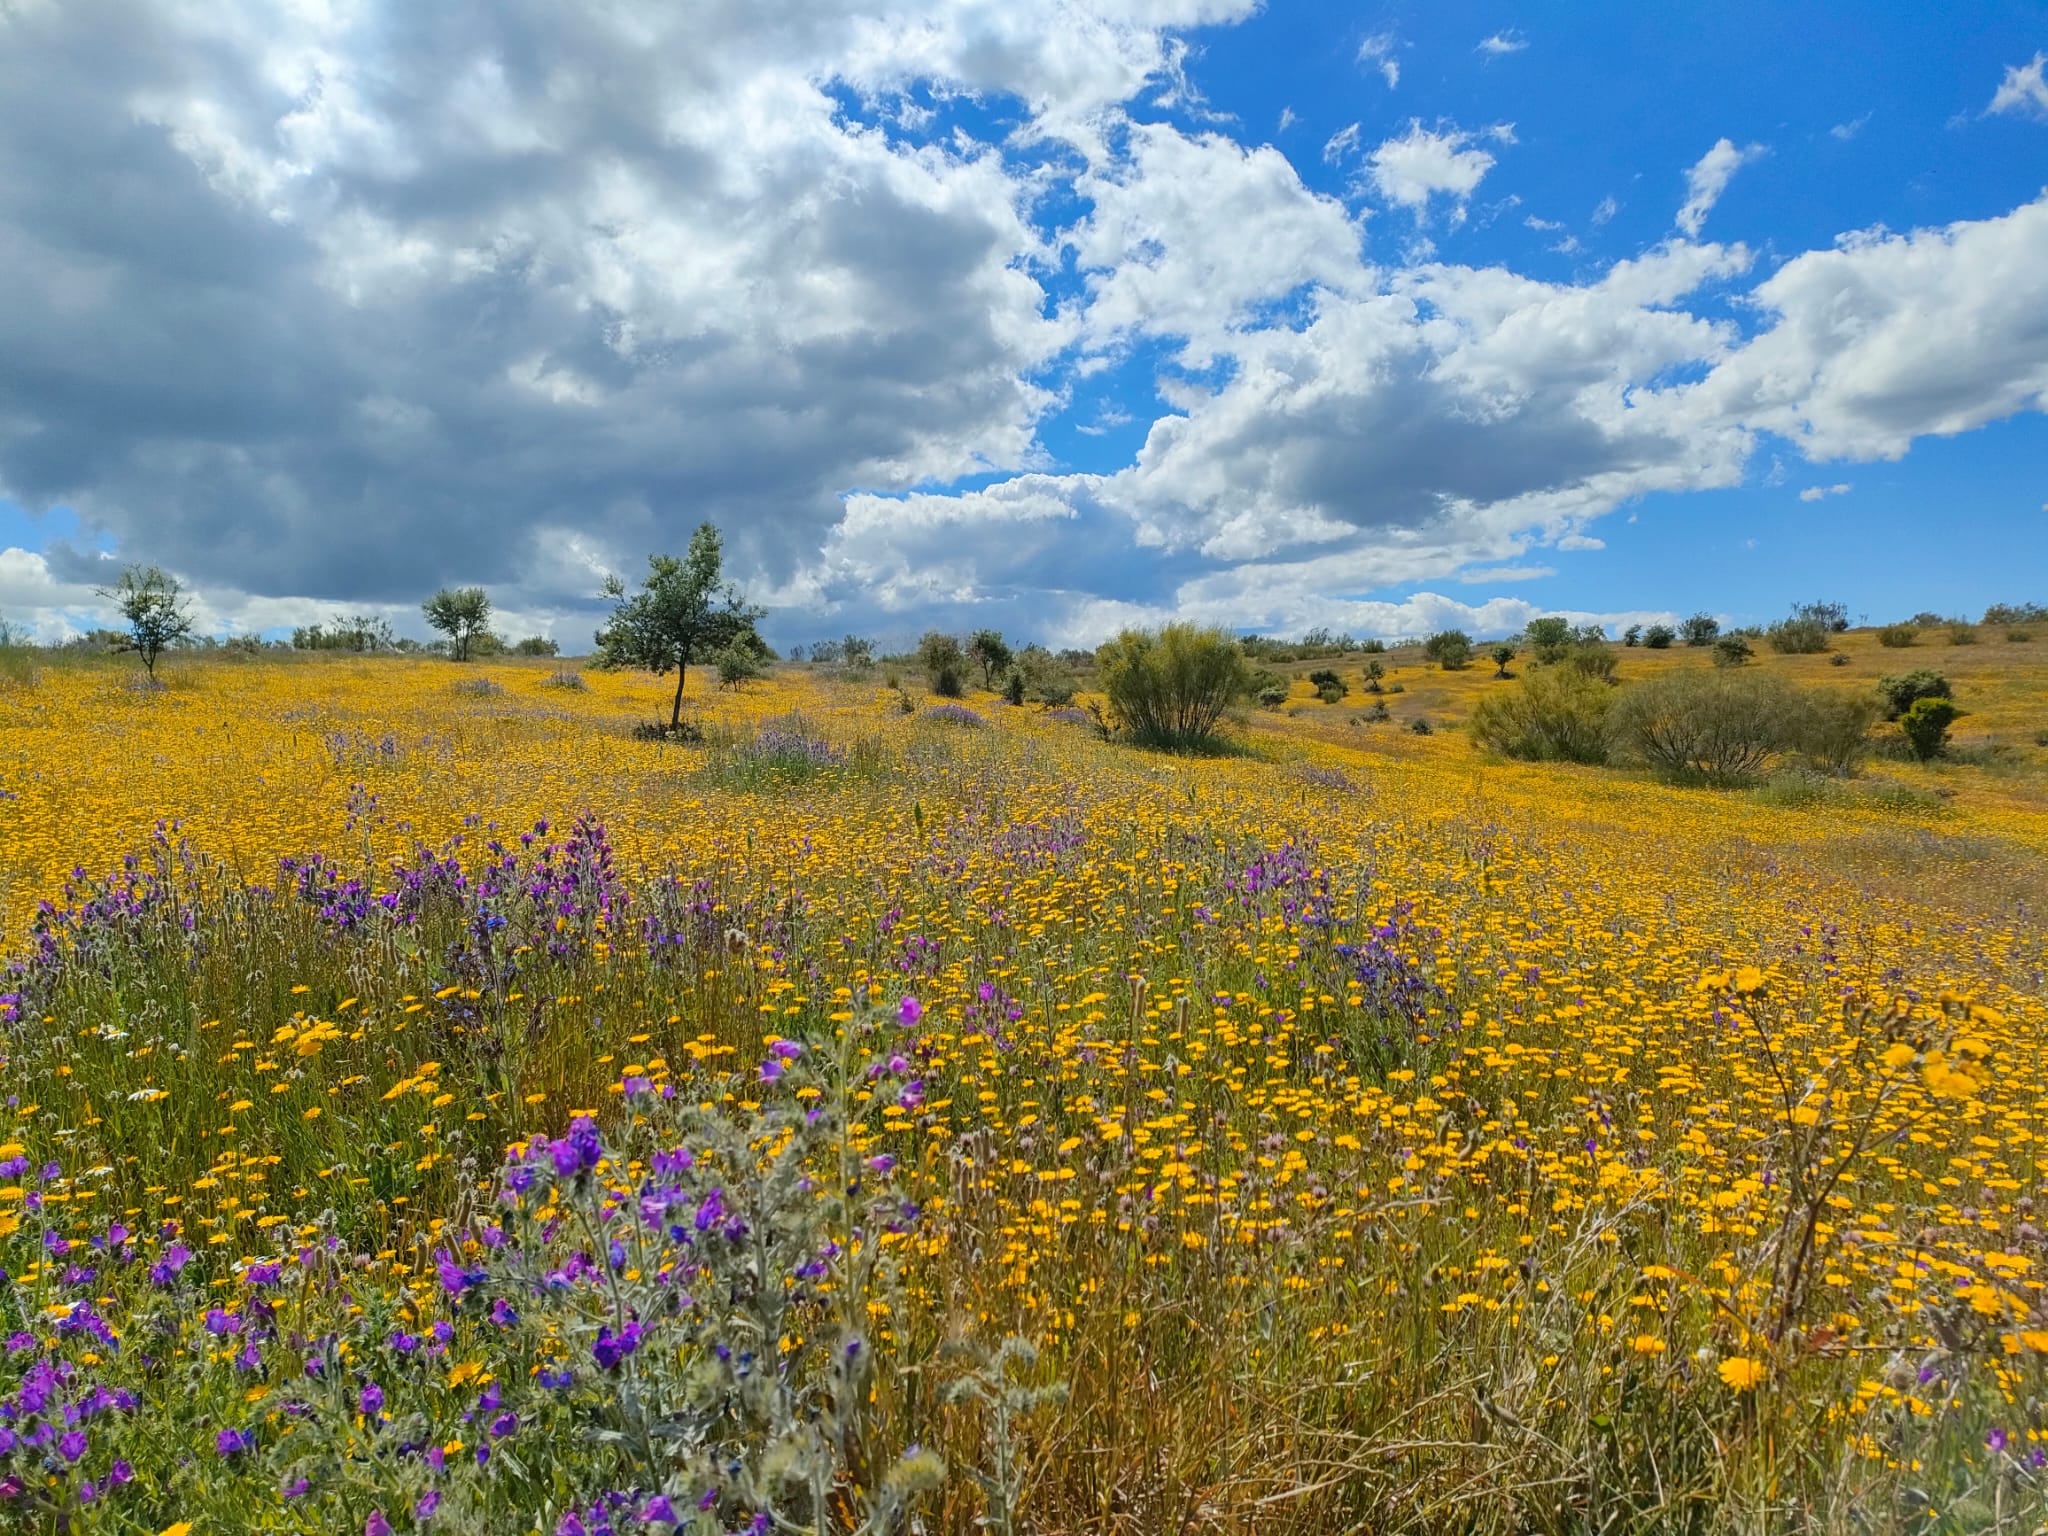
841,635,875,670
1489,643,1517,678
1361,658,1386,693
1875,669,1951,721
593,525,764,730
1422,629,1473,670
98,564,196,679
1469,666,1615,764
917,633,967,697
423,587,493,661
967,629,1012,691
512,635,560,657
1680,612,1720,647
1095,624,1250,750
1643,624,1676,649
1520,616,1574,662
1622,623,1643,647
1713,634,1754,667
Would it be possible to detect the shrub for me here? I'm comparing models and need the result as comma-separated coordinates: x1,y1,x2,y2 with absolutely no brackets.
1361,659,1386,692
922,703,986,728
2007,629,2034,644
511,635,560,657
1562,643,1617,683
1520,616,1575,662
1828,653,1850,666
1679,612,1720,647
1766,615,1831,654
1946,624,1978,646
1258,686,1288,708
1468,666,1615,764
1002,669,1026,706
1609,669,1807,787
1643,623,1676,649
1876,624,1918,648
1359,637,1386,654
1899,697,1962,760
715,640,765,688
1981,601,2048,626
1307,667,1348,699
1422,629,1473,670
1791,599,1851,633
1622,623,1643,647
452,676,505,697
1407,717,1432,735
1875,669,1951,721
1489,643,1517,678
542,669,589,691
1712,634,1754,667
1795,691,1880,775
1095,623,1250,750
918,632,967,697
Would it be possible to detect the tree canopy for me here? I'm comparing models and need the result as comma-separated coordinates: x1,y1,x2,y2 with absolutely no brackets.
422,587,493,661
594,524,763,729
98,564,195,679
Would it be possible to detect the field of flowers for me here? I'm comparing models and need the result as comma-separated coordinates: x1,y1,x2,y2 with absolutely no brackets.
0,650,2044,1533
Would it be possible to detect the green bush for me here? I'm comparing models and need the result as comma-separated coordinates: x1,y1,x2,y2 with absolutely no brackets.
1468,666,1615,764
1422,629,1473,670
1563,643,1617,682
2007,629,2034,644
918,631,967,697
1712,634,1753,667
1876,624,1918,648
1609,668,1807,787
1766,615,1831,654
1622,623,1643,647
1946,625,1979,646
1899,697,1962,760
1095,623,1250,750
1520,616,1574,662
1359,637,1386,654
1307,667,1348,698
1876,669,1951,721
1680,612,1720,647
1794,691,1880,775
1489,642,1517,678
1361,658,1386,692
1643,623,1676,649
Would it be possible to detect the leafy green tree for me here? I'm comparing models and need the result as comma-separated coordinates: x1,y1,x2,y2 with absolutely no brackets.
512,635,560,657
98,563,196,679
1875,669,1951,721
1643,623,1676,649
1361,658,1386,692
967,629,1012,690
1489,643,1517,678
1095,623,1250,749
1469,666,1615,764
1713,634,1754,667
422,587,493,661
1422,629,1473,669
1899,697,1961,760
1520,616,1573,662
1622,623,1643,647
1680,612,1720,647
917,632,967,697
593,524,763,730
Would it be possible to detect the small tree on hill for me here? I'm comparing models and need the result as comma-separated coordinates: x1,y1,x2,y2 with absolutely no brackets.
594,524,764,731
423,587,493,661
1490,643,1517,678
918,633,967,697
1680,612,1720,647
967,629,1012,691
99,563,196,680
1643,623,1676,649
1899,697,1961,760
1875,670,1951,721
1423,629,1474,670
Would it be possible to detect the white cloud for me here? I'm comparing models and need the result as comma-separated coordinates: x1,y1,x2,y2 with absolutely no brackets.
1830,112,1872,141
1591,195,1619,226
1676,137,1766,236
1476,31,1528,57
1322,122,1361,164
1696,194,2048,459
1357,31,1399,89
1797,483,1851,501
1277,105,1296,133
1071,123,1364,365
1988,53,2048,119
1368,121,1501,219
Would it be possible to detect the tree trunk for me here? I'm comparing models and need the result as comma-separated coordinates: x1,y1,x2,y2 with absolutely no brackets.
670,665,687,729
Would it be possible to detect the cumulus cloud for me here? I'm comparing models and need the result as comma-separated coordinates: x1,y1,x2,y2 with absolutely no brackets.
1676,137,1766,236
1476,32,1528,57
1367,121,1501,218
1988,53,2048,119
1797,483,1851,501
1830,112,1872,141
0,0,2045,649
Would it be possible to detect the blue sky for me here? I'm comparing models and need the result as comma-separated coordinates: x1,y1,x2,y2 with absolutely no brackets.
0,0,2043,645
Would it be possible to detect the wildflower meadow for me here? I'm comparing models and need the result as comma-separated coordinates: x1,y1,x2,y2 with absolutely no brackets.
0,646,2044,1534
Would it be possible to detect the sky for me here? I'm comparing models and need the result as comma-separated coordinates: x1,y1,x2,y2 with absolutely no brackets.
0,0,2044,650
